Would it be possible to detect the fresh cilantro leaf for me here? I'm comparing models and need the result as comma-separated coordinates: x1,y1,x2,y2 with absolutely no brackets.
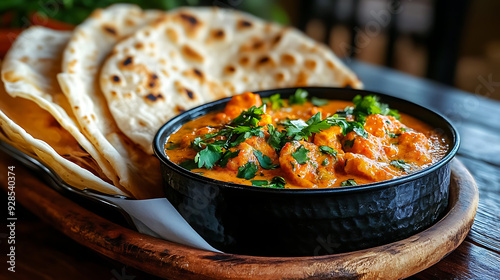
263,94,285,110
269,176,286,188
319,146,338,158
390,159,411,172
253,149,279,169
203,132,217,139
304,112,331,133
311,96,328,106
231,126,264,147
343,106,354,115
191,137,204,151
321,158,329,165
267,124,286,151
195,144,222,169
352,95,400,122
289,88,309,105
340,179,357,186
400,127,407,132
283,112,331,140
251,176,286,189
344,139,354,148
251,180,269,186
230,105,266,127
388,109,400,119
219,150,240,167
349,122,368,138
325,117,348,134
179,159,198,170
283,119,308,138
325,116,367,138
386,130,398,138
166,142,179,150
237,162,259,179
291,145,310,164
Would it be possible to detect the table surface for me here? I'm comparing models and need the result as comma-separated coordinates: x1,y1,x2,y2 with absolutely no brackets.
1,60,500,280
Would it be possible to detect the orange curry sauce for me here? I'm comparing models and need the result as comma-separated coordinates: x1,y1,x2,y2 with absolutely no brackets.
165,92,449,189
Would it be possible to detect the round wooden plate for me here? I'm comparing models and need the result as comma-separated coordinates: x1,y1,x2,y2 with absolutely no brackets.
0,156,478,280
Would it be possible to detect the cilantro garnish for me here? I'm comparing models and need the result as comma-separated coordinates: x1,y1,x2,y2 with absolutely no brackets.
304,113,332,134
350,95,400,123
283,119,307,138
191,137,204,151
348,121,369,138
179,159,198,170
344,139,354,148
267,124,287,151
219,150,240,168
291,145,310,164
289,88,309,105
283,112,331,140
340,179,357,186
231,126,264,147
166,142,178,150
189,105,269,169
390,159,411,172
321,158,329,165
282,112,368,142
311,96,328,106
195,144,222,169
386,130,398,138
230,105,267,127
251,176,286,189
253,149,279,169
325,115,367,138
251,180,268,186
319,146,338,158
237,162,259,179
262,94,285,110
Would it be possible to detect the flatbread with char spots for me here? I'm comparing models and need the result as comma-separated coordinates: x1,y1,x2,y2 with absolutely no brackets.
58,4,163,199
0,77,127,196
100,7,362,154
0,27,129,194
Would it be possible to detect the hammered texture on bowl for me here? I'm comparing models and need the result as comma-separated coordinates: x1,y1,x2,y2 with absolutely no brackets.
163,162,450,256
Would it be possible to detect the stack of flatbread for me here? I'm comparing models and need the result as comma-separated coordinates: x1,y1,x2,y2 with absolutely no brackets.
0,4,362,199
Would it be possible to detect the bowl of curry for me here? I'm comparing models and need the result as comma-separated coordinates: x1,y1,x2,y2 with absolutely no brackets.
153,87,459,257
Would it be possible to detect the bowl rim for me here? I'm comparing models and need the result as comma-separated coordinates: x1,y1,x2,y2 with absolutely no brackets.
153,87,460,195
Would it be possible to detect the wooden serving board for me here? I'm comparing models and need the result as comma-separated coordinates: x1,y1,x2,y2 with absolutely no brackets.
0,155,478,280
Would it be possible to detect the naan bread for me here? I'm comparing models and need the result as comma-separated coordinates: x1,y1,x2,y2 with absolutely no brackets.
0,78,126,196
1,26,123,191
58,4,163,199
100,7,362,154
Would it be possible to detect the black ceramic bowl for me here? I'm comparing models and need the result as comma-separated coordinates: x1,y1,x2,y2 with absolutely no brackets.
153,87,460,257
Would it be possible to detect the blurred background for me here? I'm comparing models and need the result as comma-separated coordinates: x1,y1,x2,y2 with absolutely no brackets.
1,0,499,100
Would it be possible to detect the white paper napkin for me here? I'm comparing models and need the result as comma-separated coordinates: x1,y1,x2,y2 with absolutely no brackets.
95,195,222,253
